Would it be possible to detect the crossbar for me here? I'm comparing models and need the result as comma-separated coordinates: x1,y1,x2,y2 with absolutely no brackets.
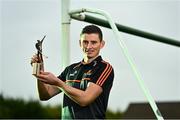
70,13,180,47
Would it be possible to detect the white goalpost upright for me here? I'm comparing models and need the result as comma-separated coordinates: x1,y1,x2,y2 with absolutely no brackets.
61,0,70,69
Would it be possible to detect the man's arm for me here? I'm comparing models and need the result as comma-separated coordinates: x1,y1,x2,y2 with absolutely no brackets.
31,54,61,100
37,71,103,106
37,80,60,100
36,65,61,100
59,81,102,106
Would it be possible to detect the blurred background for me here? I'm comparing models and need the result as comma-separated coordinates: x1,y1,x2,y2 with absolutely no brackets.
1,0,180,119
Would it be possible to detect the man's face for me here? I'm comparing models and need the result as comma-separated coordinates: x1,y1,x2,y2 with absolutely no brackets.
80,33,104,59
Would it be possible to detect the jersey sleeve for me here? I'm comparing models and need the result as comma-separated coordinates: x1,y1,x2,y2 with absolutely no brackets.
57,66,69,82
90,62,114,90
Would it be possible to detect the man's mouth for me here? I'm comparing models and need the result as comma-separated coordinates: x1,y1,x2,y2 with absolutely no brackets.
85,50,94,54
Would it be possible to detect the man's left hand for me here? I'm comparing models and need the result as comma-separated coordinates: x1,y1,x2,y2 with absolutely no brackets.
36,71,59,86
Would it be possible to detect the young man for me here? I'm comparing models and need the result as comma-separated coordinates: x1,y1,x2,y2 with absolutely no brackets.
31,25,114,119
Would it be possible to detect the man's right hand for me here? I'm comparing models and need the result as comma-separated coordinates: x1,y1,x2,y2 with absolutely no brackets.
30,54,39,66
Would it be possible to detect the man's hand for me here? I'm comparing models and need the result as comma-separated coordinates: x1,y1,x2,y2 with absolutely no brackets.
30,54,44,75
36,71,60,86
30,54,39,66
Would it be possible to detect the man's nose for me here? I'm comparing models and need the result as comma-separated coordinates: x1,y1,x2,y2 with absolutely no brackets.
87,43,92,49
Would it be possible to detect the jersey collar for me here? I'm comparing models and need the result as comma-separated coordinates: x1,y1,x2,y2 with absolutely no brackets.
81,56,102,66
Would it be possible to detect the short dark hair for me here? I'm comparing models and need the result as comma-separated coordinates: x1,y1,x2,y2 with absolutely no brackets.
80,25,103,41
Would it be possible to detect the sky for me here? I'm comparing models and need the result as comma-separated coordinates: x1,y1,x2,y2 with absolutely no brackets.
1,0,180,111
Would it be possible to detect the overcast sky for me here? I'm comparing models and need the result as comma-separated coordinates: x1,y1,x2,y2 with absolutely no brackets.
1,0,180,111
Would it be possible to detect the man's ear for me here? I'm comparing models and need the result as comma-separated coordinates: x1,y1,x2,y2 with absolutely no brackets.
100,40,105,49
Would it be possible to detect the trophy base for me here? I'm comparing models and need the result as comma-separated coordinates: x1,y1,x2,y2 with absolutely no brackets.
32,63,41,75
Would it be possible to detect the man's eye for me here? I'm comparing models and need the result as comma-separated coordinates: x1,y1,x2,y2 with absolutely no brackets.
83,41,88,44
92,41,97,44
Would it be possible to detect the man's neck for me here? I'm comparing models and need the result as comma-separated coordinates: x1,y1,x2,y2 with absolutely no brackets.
83,55,99,64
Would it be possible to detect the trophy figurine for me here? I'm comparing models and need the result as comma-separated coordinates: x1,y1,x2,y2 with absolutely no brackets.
32,35,46,75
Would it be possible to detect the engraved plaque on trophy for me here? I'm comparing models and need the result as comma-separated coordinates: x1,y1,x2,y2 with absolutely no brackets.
32,35,46,75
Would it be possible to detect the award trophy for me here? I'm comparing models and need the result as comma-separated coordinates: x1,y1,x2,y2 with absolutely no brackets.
32,35,46,75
